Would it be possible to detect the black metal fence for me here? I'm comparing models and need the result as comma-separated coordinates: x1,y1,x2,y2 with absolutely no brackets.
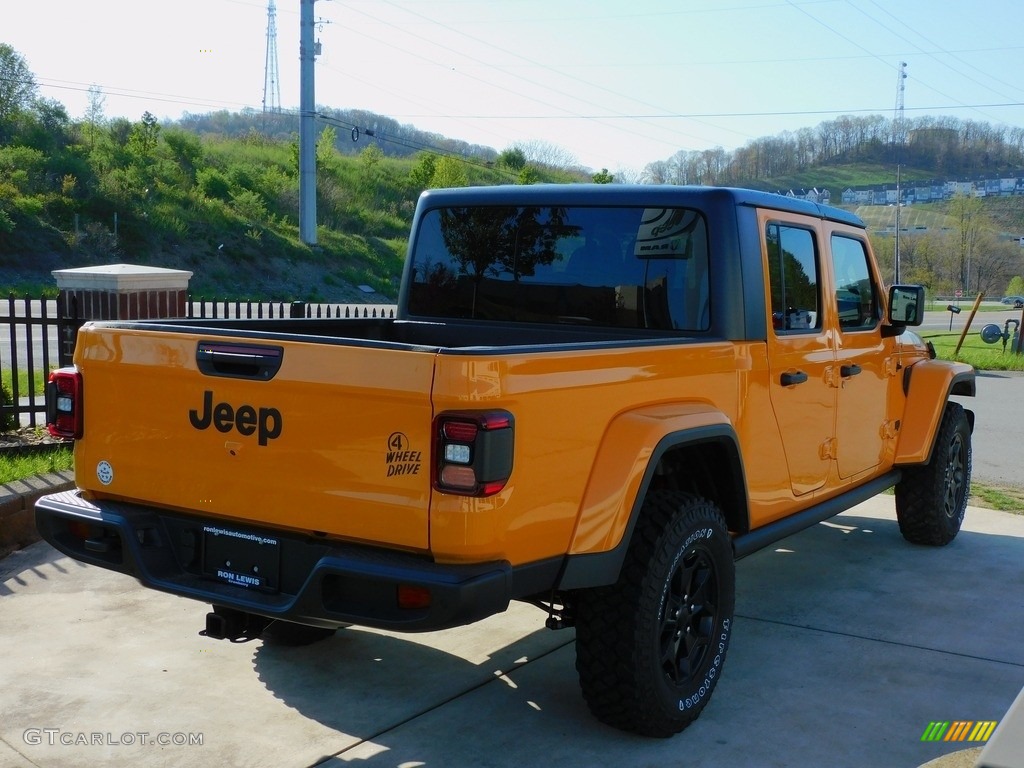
1,295,397,430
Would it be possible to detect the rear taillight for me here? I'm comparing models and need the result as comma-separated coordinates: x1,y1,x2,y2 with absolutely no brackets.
46,367,83,439
433,411,514,497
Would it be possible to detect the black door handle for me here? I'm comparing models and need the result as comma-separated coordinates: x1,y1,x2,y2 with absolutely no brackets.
840,364,862,377
780,371,808,386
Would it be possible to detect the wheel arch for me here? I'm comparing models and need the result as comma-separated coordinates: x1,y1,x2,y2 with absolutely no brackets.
895,360,975,466
557,407,748,591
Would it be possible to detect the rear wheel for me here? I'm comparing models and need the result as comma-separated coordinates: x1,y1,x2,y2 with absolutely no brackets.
895,401,971,546
574,491,734,737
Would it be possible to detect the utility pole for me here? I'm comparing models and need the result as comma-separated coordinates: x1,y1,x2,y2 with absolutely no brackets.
299,0,318,245
893,61,907,284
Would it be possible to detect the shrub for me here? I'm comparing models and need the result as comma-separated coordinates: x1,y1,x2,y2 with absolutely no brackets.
1,382,16,433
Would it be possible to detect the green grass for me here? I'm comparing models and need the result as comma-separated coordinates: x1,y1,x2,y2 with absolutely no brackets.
0,448,73,484
970,483,1024,514
1,369,48,397
925,302,1013,313
919,330,1024,371
855,205,956,232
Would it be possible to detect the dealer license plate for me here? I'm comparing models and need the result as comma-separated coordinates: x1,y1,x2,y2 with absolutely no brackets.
202,525,281,591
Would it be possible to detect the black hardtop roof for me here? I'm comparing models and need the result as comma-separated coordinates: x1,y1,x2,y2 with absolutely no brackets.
418,184,864,228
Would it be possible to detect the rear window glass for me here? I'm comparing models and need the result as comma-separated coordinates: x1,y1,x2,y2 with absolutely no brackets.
406,205,710,331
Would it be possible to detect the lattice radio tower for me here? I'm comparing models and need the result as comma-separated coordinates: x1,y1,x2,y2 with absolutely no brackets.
263,0,282,113
893,61,908,149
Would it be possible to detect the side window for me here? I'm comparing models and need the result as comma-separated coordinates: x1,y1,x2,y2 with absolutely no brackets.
830,235,879,331
766,223,820,333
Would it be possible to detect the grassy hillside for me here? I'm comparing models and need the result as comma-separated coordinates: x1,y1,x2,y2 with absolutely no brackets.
3,106,1021,303
747,163,939,200
0,116,584,301
854,204,954,232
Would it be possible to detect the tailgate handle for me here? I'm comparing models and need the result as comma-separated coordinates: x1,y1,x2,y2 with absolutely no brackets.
196,342,283,380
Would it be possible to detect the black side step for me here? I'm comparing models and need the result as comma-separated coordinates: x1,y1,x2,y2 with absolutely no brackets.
732,471,901,560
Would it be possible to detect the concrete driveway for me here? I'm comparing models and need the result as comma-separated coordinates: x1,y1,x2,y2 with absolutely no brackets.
2,495,1022,768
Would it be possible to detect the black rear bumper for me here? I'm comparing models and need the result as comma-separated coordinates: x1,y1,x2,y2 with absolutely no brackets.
34,490,513,632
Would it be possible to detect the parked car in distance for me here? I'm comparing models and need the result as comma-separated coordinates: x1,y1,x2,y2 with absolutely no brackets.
1000,295,1024,308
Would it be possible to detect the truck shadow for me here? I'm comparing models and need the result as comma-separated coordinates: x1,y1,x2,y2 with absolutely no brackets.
0,539,91,597
250,613,593,759
247,510,1024,767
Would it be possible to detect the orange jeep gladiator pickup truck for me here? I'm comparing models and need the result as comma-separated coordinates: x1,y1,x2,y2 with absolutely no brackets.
36,185,974,736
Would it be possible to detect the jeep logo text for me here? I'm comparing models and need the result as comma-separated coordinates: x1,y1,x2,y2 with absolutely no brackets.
189,390,282,446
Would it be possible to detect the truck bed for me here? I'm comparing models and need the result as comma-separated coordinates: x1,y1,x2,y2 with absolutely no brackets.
100,315,702,353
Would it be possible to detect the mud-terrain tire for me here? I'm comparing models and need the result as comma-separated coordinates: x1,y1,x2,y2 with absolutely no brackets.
895,401,971,546
574,491,734,737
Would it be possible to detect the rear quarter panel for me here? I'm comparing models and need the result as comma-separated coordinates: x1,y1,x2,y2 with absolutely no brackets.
427,339,792,566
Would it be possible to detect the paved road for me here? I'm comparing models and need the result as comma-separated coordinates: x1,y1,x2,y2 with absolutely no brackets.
921,306,1024,333
2,495,1021,768
955,371,1024,490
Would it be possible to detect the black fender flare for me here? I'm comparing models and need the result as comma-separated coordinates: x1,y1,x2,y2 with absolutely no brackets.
557,424,748,590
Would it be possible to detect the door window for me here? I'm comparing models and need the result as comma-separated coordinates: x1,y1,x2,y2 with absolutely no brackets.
766,223,820,333
830,235,879,331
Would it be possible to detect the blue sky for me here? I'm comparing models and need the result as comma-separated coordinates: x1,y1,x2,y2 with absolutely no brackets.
5,0,1024,174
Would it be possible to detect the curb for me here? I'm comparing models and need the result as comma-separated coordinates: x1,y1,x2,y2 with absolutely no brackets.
0,471,75,559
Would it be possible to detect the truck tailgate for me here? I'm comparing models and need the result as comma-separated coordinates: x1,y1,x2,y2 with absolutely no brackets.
72,326,436,551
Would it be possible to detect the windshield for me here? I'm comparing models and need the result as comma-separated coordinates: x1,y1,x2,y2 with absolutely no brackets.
406,205,710,331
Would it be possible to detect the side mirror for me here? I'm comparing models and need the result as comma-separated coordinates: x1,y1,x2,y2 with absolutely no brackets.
888,285,924,327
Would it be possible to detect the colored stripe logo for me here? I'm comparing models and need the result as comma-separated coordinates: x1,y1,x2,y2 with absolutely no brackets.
921,721,998,742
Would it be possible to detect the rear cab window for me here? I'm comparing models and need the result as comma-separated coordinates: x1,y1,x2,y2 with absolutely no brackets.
406,205,711,332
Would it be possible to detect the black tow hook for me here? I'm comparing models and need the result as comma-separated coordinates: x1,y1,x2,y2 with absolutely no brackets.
204,606,270,642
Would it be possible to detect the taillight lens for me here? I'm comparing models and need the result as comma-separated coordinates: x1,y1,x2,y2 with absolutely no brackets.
433,411,513,497
46,367,83,439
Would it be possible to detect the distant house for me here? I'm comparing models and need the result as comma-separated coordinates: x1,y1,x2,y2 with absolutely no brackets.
791,173,1024,207
778,188,827,205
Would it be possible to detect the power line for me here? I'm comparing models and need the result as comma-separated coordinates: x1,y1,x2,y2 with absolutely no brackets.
11,73,1024,126
327,0,736,158
860,0,1024,104
386,103,1024,121
845,0,1014,124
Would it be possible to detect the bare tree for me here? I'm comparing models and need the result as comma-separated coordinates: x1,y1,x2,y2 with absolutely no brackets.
516,140,578,170
949,193,986,294
971,235,1017,298
85,84,106,149
641,159,671,185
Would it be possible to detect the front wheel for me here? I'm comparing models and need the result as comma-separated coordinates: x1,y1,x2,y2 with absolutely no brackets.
574,491,735,737
895,401,972,546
